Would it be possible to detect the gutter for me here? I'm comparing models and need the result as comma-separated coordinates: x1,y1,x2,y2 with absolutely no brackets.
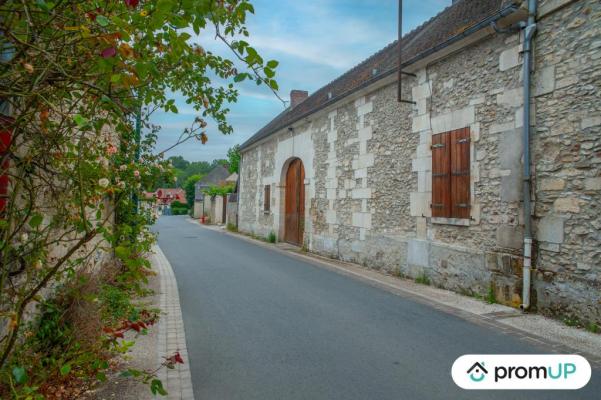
240,3,520,153
521,0,537,311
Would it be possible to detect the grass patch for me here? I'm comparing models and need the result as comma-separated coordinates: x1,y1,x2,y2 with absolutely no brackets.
267,231,277,243
226,223,238,232
486,285,497,304
414,272,430,286
586,323,599,334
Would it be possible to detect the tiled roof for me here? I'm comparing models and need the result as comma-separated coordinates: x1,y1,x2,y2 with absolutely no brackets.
240,0,518,151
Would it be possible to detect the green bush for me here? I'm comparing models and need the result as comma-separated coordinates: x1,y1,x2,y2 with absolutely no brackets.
267,231,276,243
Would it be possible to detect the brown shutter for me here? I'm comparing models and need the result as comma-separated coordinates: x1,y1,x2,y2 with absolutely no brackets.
450,128,470,219
264,185,270,212
431,132,451,217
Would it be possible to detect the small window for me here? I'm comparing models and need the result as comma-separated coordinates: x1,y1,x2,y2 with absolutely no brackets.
263,185,271,212
431,128,470,219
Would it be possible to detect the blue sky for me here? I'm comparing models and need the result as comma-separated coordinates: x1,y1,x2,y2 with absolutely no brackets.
150,0,452,161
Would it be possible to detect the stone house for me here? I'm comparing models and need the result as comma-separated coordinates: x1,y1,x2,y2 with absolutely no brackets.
238,0,601,324
192,164,231,218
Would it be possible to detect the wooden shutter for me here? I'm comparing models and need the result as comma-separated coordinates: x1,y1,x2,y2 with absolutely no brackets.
450,128,470,219
431,132,451,217
264,185,270,212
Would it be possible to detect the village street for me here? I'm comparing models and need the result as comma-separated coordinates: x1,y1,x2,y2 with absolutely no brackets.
155,216,600,400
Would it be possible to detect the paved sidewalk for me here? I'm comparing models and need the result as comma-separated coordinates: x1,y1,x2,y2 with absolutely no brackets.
152,245,195,400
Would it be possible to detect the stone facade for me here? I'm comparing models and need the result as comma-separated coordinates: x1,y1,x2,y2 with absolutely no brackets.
239,0,601,324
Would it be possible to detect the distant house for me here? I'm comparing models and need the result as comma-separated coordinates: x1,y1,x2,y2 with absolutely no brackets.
193,164,231,218
144,188,186,215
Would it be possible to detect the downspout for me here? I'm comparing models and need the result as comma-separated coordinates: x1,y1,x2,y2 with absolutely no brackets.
521,0,537,311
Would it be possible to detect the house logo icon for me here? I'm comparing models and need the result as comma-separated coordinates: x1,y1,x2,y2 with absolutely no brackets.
467,362,488,382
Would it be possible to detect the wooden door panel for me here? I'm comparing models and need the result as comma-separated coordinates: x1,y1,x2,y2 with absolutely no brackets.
431,132,451,217
451,128,470,219
285,159,305,245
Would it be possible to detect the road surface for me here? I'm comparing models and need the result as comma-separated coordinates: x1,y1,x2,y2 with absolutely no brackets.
155,215,599,400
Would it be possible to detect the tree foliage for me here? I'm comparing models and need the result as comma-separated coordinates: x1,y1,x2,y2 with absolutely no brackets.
227,144,240,173
0,0,277,396
184,173,204,205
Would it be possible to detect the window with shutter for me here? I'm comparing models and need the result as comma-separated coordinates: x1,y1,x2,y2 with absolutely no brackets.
264,185,270,212
431,127,470,219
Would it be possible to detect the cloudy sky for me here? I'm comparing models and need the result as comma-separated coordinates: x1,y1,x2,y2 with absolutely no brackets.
150,0,451,161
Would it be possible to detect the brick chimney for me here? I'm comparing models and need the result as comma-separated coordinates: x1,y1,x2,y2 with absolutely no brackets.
290,90,308,108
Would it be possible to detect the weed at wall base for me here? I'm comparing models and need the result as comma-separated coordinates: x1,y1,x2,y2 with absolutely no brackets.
415,273,431,286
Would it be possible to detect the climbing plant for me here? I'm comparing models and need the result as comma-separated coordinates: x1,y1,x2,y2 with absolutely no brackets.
0,0,277,397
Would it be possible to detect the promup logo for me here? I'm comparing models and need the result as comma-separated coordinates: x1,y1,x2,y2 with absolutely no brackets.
467,362,488,382
452,355,591,390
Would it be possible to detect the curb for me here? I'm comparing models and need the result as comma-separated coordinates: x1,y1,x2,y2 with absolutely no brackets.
152,245,195,400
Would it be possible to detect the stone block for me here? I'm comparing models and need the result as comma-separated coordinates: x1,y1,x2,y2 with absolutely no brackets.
358,126,372,141
407,239,429,267
581,116,601,129
417,171,432,193
416,143,430,158
469,96,485,106
354,168,367,179
496,87,523,107
584,177,601,191
534,66,555,97
410,192,431,217
540,178,565,191
357,101,373,115
352,212,372,229
555,76,578,90
416,217,427,239
411,157,431,173
499,129,522,169
499,45,521,71
326,209,337,224
539,242,560,253
412,82,431,100
431,106,475,134
351,188,372,199
553,197,580,213
489,121,515,134
537,216,564,244
412,113,431,133
501,171,521,202
496,225,524,249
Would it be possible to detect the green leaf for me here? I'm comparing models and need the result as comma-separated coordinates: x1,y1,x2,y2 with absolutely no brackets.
73,114,88,128
96,15,109,27
233,73,247,83
12,367,27,384
29,214,43,228
268,80,279,90
263,67,274,78
111,74,121,83
60,364,71,376
135,62,151,80
150,379,167,396
267,60,279,69
96,372,107,382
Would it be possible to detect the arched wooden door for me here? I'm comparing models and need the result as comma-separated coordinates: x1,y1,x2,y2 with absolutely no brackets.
285,159,305,246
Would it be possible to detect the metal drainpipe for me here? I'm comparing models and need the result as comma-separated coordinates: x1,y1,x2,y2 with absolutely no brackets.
521,0,537,311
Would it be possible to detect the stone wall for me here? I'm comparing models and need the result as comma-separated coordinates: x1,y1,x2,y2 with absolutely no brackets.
530,0,601,323
238,0,601,324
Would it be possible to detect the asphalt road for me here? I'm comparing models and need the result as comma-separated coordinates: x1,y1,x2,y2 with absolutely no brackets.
155,216,599,400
